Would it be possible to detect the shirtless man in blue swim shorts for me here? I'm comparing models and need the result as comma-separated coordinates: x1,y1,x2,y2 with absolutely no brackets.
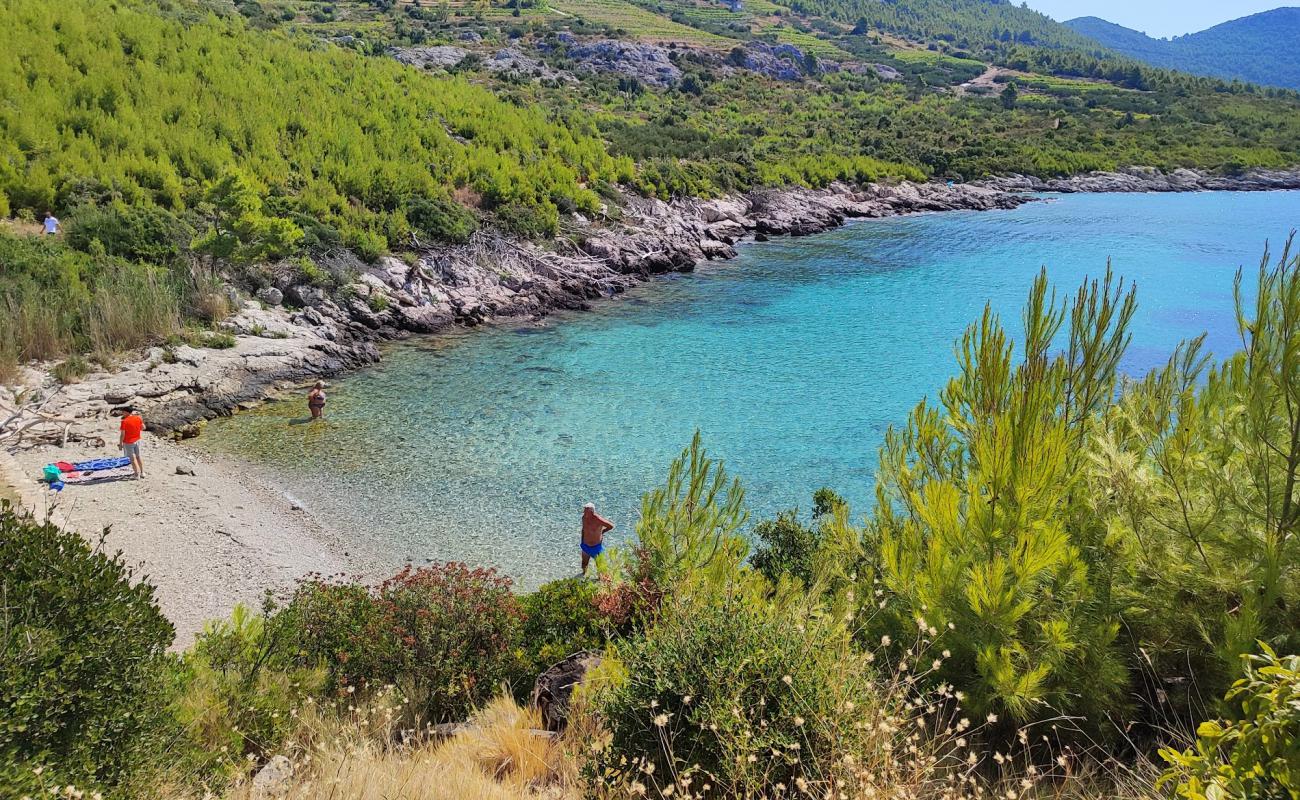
581,502,615,575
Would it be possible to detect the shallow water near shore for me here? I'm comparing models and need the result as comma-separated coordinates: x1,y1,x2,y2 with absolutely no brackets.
200,191,1300,587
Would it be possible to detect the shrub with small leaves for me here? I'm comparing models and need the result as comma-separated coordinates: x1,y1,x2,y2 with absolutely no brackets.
281,564,525,723
516,577,607,687
750,488,846,586
1160,646,1300,800
279,576,392,694
592,591,876,797
0,505,175,797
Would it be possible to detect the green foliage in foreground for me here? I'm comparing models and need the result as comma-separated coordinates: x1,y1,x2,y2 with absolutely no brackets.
867,269,1137,725
749,487,845,587
592,589,877,795
171,604,327,782
8,242,1300,797
0,0,629,250
851,243,1300,733
1160,646,1300,800
0,505,175,798
281,563,525,723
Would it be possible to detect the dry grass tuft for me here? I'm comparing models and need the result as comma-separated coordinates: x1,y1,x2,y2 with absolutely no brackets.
203,694,581,800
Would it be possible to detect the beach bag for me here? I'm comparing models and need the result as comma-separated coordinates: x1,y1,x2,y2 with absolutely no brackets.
43,464,62,483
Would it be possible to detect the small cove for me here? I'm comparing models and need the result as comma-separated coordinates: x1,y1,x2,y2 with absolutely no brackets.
199,190,1300,586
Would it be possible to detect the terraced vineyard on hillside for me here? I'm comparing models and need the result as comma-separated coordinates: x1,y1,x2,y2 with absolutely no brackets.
550,0,731,44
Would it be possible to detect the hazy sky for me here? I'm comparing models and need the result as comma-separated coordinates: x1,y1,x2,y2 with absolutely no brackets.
1022,1,1284,38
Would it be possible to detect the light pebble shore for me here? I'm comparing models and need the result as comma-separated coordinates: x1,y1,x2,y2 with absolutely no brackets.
5,167,1300,649
0,420,366,650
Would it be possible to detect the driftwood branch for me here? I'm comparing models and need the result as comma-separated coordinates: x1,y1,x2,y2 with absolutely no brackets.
0,394,104,449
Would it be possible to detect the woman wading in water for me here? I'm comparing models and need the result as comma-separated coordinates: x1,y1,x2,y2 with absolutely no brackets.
307,381,326,419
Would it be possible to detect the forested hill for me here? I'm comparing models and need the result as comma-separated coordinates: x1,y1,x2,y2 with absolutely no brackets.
6,0,1300,251
1066,9,1300,90
0,0,630,251
5,0,1300,373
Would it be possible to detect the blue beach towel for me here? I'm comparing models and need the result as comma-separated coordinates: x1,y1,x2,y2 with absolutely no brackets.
69,457,132,472
44,457,134,491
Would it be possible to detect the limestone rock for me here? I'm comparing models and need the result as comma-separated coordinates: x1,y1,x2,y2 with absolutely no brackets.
256,287,283,306
532,651,602,732
251,755,293,797
390,45,471,70
568,40,682,87
284,285,328,309
485,48,568,81
395,305,457,333
735,42,807,81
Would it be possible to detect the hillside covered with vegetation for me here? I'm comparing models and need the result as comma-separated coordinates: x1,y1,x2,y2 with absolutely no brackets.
5,246,1300,798
4,0,1300,378
1067,9,1300,91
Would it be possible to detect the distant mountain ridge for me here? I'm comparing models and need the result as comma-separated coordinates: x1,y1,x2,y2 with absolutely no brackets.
1066,8,1300,90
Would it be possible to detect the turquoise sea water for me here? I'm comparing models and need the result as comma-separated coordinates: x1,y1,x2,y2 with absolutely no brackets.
201,191,1300,585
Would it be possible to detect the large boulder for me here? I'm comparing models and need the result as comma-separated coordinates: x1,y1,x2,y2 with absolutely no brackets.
284,284,329,309
532,651,602,732
255,286,283,306
396,303,453,333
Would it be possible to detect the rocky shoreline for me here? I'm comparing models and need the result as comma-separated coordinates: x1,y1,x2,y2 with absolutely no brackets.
11,166,1300,440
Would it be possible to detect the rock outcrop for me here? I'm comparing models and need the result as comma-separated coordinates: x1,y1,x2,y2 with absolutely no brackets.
979,166,1300,194
390,45,471,70
532,651,603,732
20,167,1300,438
733,42,807,81
567,40,682,87
390,45,571,81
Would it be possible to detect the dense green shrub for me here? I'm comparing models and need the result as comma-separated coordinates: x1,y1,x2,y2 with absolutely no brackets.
593,591,877,796
495,201,559,240
517,577,607,683
192,169,304,266
281,564,524,722
1160,646,1300,800
172,603,326,781
405,194,479,244
750,488,845,586
66,203,195,265
279,578,391,693
0,505,175,797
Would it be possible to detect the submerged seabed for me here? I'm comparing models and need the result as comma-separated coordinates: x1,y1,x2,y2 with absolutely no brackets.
200,191,1300,587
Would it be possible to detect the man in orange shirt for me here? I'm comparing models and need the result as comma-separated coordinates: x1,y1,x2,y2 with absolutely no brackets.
119,406,145,479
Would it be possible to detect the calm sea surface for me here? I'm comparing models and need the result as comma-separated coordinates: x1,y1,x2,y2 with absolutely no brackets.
199,191,1300,585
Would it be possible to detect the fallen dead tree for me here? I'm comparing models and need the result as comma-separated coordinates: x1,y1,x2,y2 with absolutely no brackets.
0,392,104,449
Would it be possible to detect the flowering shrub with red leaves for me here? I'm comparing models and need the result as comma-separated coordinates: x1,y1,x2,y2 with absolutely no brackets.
281,574,393,694
592,547,663,633
280,564,523,722
378,562,524,722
